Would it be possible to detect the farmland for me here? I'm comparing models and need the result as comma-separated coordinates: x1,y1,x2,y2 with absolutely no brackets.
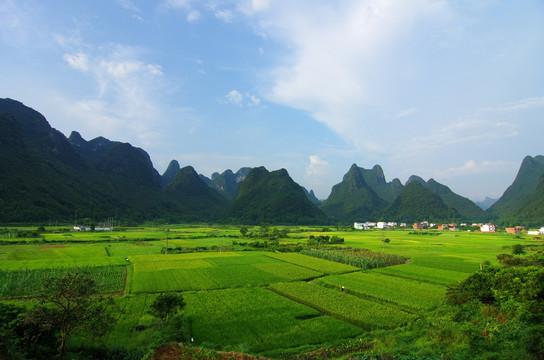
0,225,539,359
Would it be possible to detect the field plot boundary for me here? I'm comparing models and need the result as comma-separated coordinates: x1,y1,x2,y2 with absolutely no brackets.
0,265,128,299
183,287,362,353
265,252,359,274
269,281,416,330
374,264,469,286
313,272,446,313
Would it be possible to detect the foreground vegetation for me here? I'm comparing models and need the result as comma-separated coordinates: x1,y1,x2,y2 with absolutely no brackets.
0,224,542,359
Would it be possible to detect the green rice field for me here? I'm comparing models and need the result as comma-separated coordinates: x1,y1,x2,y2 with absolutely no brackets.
0,225,538,356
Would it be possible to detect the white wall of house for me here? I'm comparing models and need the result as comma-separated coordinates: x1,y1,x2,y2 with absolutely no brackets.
480,224,496,232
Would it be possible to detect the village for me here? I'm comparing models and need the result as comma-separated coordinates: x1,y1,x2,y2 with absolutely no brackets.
354,221,544,235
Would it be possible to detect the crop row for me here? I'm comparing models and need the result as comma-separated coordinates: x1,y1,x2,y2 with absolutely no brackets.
130,251,352,293
0,265,126,298
313,272,446,311
300,248,406,269
252,262,323,281
410,256,481,274
374,264,469,285
183,287,362,353
131,264,282,293
265,252,358,274
269,281,416,330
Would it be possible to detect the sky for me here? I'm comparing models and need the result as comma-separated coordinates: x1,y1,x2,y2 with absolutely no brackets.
1,0,543,201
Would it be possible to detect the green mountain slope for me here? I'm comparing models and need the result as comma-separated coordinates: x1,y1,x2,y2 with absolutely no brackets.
303,187,321,205
160,160,181,187
508,174,544,226
382,181,460,223
210,168,251,201
360,165,403,202
164,166,229,221
68,131,117,166
426,179,486,220
0,98,225,223
321,164,388,221
228,167,330,224
488,155,544,218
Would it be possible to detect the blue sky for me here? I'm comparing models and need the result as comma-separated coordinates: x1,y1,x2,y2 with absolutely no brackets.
1,0,543,201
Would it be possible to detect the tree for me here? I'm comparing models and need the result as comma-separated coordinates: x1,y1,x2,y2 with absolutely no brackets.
239,226,248,237
23,271,117,360
149,293,186,322
512,244,526,256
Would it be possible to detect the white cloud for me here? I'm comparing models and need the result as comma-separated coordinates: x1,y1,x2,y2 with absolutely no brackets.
392,117,519,160
63,53,89,72
186,9,201,22
306,155,330,176
57,42,167,146
237,0,271,15
248,95,260,106
232,0,455,151
229,0,543,170
115,0,140,12
215,9,234,23
161,0,190,9
482,97,544,113
435,160,517,178
0,0,50,48
393,107,417,119
225,90,243,105
222,90,261,107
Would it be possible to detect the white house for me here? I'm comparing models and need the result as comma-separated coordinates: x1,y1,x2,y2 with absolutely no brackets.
528,230,540,235
376,222,387,229
480,223,496,233
354,222,365,230
540,227,544,235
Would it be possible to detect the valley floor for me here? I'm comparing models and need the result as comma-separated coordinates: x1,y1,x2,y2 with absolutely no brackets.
0,225,539,359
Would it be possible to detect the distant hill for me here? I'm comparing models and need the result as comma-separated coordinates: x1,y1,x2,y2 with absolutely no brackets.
475,197,497,211
321,164,483,222
164,166,229,221
360,165,404,202
487,155,544,218
2,98,542,226
160,160,180,187
209,168,251,201
403,175,485,220
405,175,427,187
228,167,330,224
426,179,486,220
303,187,321,205
382,181,461,223
321,164,388,221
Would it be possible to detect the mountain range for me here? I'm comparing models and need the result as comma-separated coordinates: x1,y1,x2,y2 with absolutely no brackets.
1,98,543,226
